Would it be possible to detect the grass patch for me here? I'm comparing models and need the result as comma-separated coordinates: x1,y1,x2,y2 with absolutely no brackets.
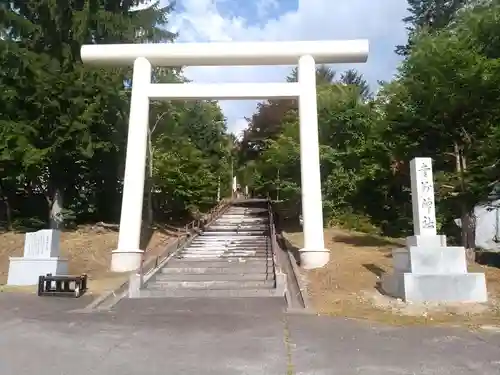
286,228,500,328
0,225,177,295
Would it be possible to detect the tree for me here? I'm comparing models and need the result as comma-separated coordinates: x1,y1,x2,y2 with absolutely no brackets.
339,69,371,100
396,0,470,55
384,2,500,245
239,0,500,246
286,65,336,84
240,65,338,165
0,1,229,230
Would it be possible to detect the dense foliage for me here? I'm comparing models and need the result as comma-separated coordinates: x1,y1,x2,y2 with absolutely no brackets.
238,0,500,246
1,0,499,251
0,1,232,230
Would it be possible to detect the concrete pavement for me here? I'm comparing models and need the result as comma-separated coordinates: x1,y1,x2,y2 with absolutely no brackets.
0,294,500,374
287,315,500,374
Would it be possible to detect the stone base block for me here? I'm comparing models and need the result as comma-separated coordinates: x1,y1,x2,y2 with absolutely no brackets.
299,249,329,269
381,272,488,303
393,246,467,274
406,235,447,248
7,257,68,286
111,249,144,272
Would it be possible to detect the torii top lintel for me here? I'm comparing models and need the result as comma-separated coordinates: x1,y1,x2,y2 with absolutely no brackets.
80,39,369,67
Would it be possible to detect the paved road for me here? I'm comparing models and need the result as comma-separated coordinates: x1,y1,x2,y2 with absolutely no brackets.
0,294,500,374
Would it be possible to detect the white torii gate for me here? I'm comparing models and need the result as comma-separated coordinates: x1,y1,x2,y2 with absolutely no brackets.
80,39,369,272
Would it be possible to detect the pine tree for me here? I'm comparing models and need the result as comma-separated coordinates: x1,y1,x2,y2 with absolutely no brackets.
396,0,470,56
0,0,176,228
339,69,371,100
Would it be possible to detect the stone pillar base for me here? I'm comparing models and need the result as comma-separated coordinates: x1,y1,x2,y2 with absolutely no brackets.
7,257,68,286
111,250,144,272
381,272,488,303
382,245,488,303
406,234,447,248
299,249,329,269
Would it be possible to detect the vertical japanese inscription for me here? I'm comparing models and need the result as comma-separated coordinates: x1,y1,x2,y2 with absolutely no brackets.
418,161,436,230
410,158,437,235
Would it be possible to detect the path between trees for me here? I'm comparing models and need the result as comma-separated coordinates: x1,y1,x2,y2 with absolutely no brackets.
0,295,500,375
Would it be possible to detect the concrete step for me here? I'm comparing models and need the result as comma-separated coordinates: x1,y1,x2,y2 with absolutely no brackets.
213,220,268,223
212,225,268,228
180,253,270,259
180,248,270,254
196,235,268,240
153,273,274,282
177,254,272,260
139,288,281,298
203,232,266,237
205,227,267,231
191,243,268,246
193,239,269,244
182,248,269,253
147,279,275,289
190,237,268,241
183,246,268,250
188,241,268,246
208,226,268,230
161,264,274,274
167,258,273,267
188,244,268,248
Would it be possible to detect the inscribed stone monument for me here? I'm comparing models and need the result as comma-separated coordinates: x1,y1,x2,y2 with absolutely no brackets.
381,157,488,303
7,229,68,285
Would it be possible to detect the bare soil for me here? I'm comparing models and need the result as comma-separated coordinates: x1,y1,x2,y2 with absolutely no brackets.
0,225,178,295
286,228,500,328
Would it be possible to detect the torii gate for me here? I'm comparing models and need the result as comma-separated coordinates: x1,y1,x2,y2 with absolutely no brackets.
80,39,369,272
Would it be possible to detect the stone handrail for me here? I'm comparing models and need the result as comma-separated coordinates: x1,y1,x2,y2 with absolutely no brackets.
267,199,287,295
183,197,231,234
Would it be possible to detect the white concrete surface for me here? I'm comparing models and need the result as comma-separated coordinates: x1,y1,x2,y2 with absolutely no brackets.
382,272,488,303
7,258,68,286
406,234,447,247
383,157,488,303
148,83,300,100
298,54,328,269
112,57,150,272
81,40,369,66
474,200,500,251
7,229,68,285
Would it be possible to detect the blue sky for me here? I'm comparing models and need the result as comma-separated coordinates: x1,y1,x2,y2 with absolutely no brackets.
208,0,296,24
162,0,409,136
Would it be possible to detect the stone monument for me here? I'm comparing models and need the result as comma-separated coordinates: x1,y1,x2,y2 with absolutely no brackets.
7,229,68,285
381,157,488,303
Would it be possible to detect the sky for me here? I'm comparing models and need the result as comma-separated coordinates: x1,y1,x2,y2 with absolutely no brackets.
157,0,410,136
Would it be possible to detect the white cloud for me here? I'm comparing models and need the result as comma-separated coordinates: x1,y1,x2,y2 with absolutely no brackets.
165,0,409,134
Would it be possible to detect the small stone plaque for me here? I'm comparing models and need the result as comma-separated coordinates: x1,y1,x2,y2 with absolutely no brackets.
23,229,60,258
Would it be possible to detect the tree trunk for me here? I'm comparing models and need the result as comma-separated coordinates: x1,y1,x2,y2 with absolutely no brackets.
145,175,154,226
454,141,476,249
49,188,64,229
0,181,13,230
145,125,155,227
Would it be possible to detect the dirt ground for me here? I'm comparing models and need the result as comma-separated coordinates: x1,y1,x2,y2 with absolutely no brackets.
0,225,178,295
286,228,500,328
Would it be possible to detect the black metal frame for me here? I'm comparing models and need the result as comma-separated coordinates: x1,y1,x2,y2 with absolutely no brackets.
37,273,88,298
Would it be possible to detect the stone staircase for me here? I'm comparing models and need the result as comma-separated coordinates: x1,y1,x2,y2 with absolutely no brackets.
140,200,285,298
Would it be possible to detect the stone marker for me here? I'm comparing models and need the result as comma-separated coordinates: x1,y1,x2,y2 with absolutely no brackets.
7,229,68,286
406,158,447,248
382,157,488,303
